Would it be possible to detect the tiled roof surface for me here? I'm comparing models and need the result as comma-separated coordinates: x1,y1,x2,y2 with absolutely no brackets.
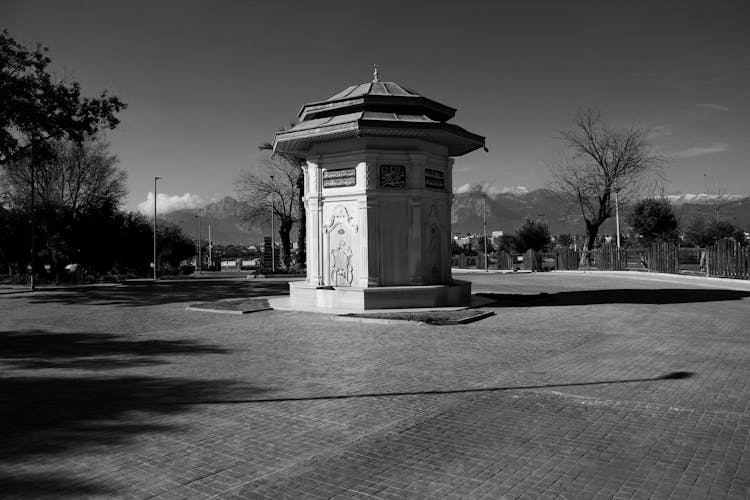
325,81,421,101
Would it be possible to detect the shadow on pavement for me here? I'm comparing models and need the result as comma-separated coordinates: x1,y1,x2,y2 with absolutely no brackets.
0,474,110,498
0,376,267,497
19,279,290,307
0,329,231,370
0,327,262,497
174,371,695,405
477,288,750,307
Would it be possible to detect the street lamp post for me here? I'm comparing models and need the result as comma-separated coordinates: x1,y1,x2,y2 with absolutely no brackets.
482,193,488,272
271,175,276,273
153,176,161,281
614,188,621,249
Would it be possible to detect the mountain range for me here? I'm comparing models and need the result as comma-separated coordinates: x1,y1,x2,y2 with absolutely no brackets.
162,197,265,246
160,190,750,245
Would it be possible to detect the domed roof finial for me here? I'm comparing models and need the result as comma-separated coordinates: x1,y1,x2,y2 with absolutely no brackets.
372,64,379,82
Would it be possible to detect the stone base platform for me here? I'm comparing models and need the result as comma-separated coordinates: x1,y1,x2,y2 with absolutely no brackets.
287,280,472,313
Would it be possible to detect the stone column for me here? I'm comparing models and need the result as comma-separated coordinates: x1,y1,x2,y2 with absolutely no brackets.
366,198,379,286
445,158,455,282
408,196,423,284
304,159,324,286
408,152,426,285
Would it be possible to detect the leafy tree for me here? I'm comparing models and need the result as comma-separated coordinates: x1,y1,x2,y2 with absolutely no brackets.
514,218,551,253
106,213,195,276
556,233,574,248
0,29,125,164
627,198,679,243
234,154,301,269
0,206,28,274
106,211,153,275
102,212,196,275
1,29,125,285
684,217,746,248
157,222,196,269
496,234,519,254
549,107,663,250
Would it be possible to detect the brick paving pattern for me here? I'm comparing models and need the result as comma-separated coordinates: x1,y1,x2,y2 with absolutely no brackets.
0,274,748,498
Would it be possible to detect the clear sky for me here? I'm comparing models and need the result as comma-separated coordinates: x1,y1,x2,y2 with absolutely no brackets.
3,0,749,213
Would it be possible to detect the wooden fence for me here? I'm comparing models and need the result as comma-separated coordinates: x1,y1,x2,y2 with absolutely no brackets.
705,238,749,279
496,251,515,270
646,241,679,274
523,250,541,271
555,248,579,270
593,245,627,271
453,238,748,280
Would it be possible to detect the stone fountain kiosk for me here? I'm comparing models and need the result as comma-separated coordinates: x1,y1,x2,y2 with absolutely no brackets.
273,73,485,311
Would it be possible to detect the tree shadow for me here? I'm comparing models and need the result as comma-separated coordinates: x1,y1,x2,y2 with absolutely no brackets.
477,288,750,307
19,278,291,307
0,327,259,496
0,474,110,498
0,329,231,370
0,375,267,496
175,371,695,405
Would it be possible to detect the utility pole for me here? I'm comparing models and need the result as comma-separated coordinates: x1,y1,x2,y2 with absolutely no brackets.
614,188,621,249
153,176,161,281
197,210,202,273
208,224,212,271
29,137,37,291
482,193,488,272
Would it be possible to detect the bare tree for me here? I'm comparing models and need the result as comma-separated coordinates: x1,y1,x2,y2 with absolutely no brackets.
234,154,300,269
1,138,126,213
703,172,728,223
259,136,306,268
549,107,663,249
1,136,127,280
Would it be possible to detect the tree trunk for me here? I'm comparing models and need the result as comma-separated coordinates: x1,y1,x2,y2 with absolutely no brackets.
581,220,602,266
296,167,306,268
278,216,294,269
50,249,62,285
586,225,599,251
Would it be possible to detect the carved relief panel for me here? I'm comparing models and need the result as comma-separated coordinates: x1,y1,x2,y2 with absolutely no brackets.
323,205,359,287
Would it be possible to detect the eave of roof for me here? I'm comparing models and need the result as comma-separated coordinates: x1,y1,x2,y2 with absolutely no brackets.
298,95,456,122
274,114,485,157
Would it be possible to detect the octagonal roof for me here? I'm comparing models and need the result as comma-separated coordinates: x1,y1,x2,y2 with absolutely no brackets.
274,76,485,157
298,81,457,122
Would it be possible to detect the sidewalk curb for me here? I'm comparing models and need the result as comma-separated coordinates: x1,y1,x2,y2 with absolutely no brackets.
185,305,272,315
553,270,750,290
333,316,423,325
333,310,494,326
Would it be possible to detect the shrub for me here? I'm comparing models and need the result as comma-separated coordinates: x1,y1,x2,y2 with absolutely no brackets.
627,198,679,243
514,218,551,253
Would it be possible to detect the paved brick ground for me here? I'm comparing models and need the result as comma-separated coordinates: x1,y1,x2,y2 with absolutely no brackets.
0,273,748,499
